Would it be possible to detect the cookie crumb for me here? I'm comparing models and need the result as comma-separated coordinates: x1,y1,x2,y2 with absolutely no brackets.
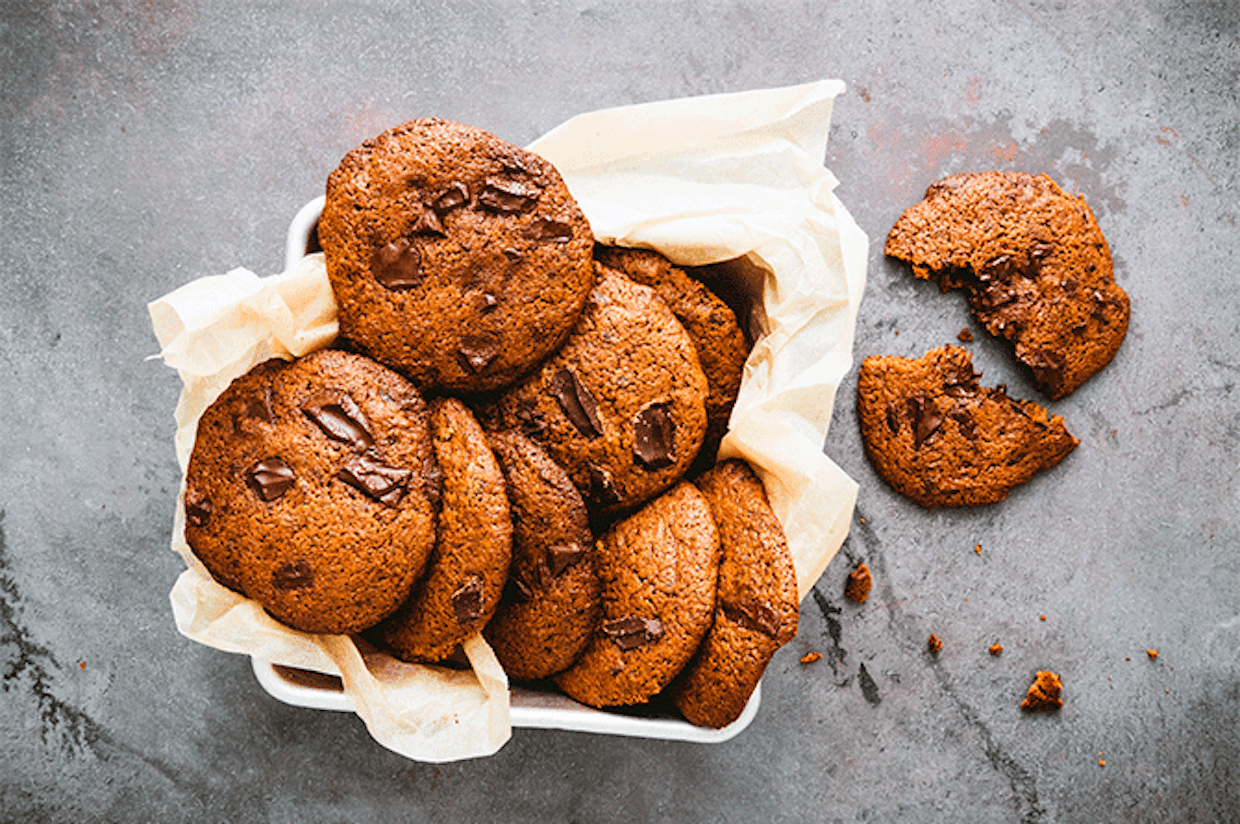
927,633,943,654
1039,615,1046,621
989,643,1003,656
844,563,873,604
1099,759,1106,767
800,651,822,665
974,543,981,555
1147,649,1159,660
1021,670,1063,712
957,328,974,342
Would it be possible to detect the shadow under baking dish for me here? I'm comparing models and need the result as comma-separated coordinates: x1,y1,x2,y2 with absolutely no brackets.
249,198,761,745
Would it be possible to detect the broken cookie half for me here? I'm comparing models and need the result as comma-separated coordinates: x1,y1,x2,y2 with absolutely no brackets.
856,345,1078,508
885,171,1129,400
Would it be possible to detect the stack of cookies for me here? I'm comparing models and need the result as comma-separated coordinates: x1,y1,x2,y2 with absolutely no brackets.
182,118,797,729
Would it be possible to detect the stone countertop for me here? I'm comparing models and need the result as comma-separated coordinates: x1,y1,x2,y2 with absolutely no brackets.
2,1,1237,821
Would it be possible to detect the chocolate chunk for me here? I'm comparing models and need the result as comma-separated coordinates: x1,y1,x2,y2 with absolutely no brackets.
633,402,676,470
980,254,1019,283
336,454,410,506
522,219,574,242
885,405,901,434
1029,241,1054,272
410,206,445,236
272,560,314,590
1026,350,1066,392
951,408,979,441
477,177,540,213
456,335,500,374
584,462,620,507
241,387,274,423
300,393,374,450
908,394,943,448
601,615,664,650
451,577,484,623
550,368,603,439
547,542,586,576
185,490,212,527
722,597,782,639
371,238,423,290
246,457,296,502
433,181,470,213
511,397,547,438
478,292,499,313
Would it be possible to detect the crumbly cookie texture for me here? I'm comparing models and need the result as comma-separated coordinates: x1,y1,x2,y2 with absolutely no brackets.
856,345,1078,508
594,246,748,474
183,349,437,635
320,117,595,393
1022,670,1064,712
371,397,512,663
668,460,798,729
885,171,1129,399
555,482,721,708
484,430,601,682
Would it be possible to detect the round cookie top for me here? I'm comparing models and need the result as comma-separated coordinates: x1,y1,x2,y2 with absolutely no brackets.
885,171,1130,399
594,246,748,474
669,459,798,729
483,430,601,682
183,349,438,635
493,265,709,516
320,118,596,393
856,345,1079,508
371,397,512,664
554,481,721,708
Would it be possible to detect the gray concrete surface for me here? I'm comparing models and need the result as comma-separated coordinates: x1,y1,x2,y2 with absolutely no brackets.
2,1,1238,821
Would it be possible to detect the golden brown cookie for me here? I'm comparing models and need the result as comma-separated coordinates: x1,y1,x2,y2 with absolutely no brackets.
183,349,437,635
594,246,748,472
856,345,1078,508
1021,670,1063,712
668,460,798,728
493,266,709,516
371,397,512,663
555,482,721,708
320,118,595,393
885,171,1130,399
483,431,601,682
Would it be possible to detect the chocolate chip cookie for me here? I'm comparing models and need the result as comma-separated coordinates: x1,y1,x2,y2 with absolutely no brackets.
371,397,512,663
885,171,1130,399
183,349,438,635
594,246,748,473
668,460,798,728
483,430,602,681
492,265,709,516
856,345,1078,508
555,482,722,708
320,118,596,393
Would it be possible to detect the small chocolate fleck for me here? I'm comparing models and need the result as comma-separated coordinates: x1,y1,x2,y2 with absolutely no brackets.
522,219,574,243
602,615,664,650
723,597,782,638
452,577,484,623
456,335,500,375
246,458,296,501
477,177,541,213
336,454,410,506
371,238,423,290
433,181,470,213
272,560,314,590
301,394,374,450
550,368,603,439
908,394,943,449
633,402,676,470
547,542,586,576
185,490,212,527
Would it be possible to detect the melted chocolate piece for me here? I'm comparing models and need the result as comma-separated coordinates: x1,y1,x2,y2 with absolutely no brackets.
185,490,212,527
456,335,500,374
1026,350,1066,393
951,408,979,441
550,368,603,439
433,182,470,212
336,454,410,506
300,394,374,450
272,560,314,590
907,394,943,449
584,462,619,507
246,458,296,501
477,177,540,213
602,615,664,650
722,597,782,639
452,576,484,623
371,238,423,290
522,219,574,242
632,402,676,470
410,206,445,236
547,542,586,576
